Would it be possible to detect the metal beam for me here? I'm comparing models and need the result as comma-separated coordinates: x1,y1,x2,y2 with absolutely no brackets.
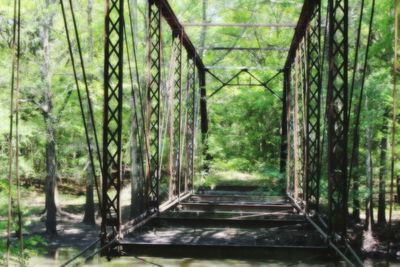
327,0,349,237
305,5,322,213
199,69,208,137
185,58,196,192
120,243,330,260
208,70,245,98
199,69,210,172
147,1,161,211
201,46,289,52
151,217,305,228
207,70,282,100
178,202,294,213
172,33,182,198
208,69,283,101
280,69,290,173
152,0,205,70
182,22,297,28
284,0,320,70
205,66,280,71
101,0,124,254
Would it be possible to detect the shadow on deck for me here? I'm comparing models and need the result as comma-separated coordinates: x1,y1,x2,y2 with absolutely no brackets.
119,190,336,260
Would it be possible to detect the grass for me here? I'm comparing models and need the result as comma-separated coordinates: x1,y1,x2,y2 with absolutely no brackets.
196,163,285,196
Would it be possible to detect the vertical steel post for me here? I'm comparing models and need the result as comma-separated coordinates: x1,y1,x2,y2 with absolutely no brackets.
288,64,295,196
101,0,124,251
298,42,306,201
186,57,196,192
305,5,322,213
199,70,208,138
147,0,161,211
327,0,349,236
280,70,289,175
293,52,301,201
199,68,209,172
172,32,182,197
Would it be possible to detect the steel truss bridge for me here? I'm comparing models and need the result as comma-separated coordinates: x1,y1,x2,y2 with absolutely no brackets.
65,0,367,265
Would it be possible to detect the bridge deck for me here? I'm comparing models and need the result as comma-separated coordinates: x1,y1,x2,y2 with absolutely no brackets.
119,192,333,260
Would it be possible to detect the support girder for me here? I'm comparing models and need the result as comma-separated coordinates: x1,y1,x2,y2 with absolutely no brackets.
101,0,124,252
147,1,161,211
305,5,322,213
327,0,349,237
172,33,182,197
185,58,196,192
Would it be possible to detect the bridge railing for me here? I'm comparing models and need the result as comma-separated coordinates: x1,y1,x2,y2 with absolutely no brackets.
282,0,353,252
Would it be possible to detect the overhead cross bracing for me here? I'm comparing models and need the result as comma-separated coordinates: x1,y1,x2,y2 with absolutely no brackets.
169,0,303,71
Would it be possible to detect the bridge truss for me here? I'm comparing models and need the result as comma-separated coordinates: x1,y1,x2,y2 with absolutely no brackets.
63,0,367,265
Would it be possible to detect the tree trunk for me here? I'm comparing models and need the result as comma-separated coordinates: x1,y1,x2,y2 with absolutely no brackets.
129,0,145,218
41,0,58,235
168,98,174,200
351,112,361,222
130,107,144,218
377,113,388,225
83,161,95,224
352,156,361,222
397,175,400,204
365,97,374,230
44,116,58,234
82,0,96,225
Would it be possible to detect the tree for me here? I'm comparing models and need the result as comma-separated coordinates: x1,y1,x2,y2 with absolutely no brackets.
364,95,374,229
377,111,388,225
129,0,145,217
82,0,96,225
40,0,58,235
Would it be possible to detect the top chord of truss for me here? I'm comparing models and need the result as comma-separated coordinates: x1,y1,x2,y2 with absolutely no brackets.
182,22,297,28
205,66,281,71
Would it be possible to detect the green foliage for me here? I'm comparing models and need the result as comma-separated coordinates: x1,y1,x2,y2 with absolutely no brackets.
0,234,47,267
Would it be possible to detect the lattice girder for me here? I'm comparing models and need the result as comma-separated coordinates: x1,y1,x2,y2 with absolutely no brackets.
327,0,349,237
305,5,322,213
101,0,124,250
147,2,161,211
185,57,196,192
172,33,182,197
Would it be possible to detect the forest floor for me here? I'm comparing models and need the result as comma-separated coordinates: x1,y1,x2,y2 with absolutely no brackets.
20,184,100,263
